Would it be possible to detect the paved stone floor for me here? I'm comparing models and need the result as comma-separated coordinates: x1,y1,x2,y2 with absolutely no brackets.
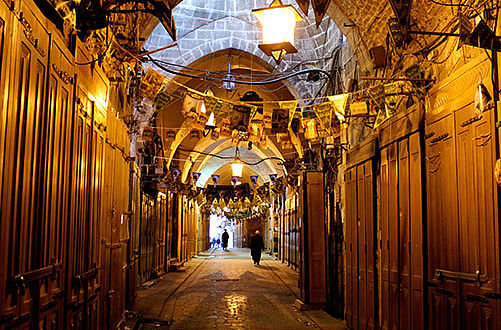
131,248,345,330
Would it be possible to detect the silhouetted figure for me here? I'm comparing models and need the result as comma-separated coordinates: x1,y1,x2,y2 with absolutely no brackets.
221,229,229,251
216,238,220,248
250,230,264,265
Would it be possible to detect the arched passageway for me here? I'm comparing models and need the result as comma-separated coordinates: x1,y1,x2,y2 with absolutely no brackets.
0,0,500,329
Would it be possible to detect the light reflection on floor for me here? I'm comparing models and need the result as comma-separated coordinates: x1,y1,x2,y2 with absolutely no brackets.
225,293,248,317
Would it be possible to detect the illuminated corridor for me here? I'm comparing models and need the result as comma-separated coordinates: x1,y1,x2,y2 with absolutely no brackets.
132,249,344,329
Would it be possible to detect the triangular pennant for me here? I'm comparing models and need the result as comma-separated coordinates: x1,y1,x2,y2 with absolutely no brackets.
211,174,220,187
311,0,330,27
295,0,309,16
327,94,349,122
313,101,333,134
271,108,289,133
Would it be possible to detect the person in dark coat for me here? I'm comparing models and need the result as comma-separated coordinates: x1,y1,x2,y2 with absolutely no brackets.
250,230,264,265
221,229,229,251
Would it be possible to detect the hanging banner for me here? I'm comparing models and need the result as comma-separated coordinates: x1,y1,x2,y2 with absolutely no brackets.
210,129,220,141
304,119,319,141
192,172,201,184
138,68,167,100
219,118,232,137
250,175,258,187
311,0,331,27
248,122,263,142
271,109,289,134
368,84,385,109
154,91,172,110
203,94,223,116
193,112,208,130
182,92,201,119
279,100,298,128
172,168,182,181
211,174,220,187
230,104,251,132
328,94,349,122
313,101,333,134
258,135,268,150
384,81,411,114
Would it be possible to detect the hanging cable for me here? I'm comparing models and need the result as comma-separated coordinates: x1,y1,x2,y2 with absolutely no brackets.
146,54,333,86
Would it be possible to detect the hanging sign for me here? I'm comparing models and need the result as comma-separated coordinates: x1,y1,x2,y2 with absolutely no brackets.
271,109,289,134
350,101,369,116
279,100,298,128
138,68,167,100
368,84,385,109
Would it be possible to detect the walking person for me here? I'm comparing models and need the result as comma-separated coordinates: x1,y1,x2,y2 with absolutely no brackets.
250,230,264,265
221,229,229,251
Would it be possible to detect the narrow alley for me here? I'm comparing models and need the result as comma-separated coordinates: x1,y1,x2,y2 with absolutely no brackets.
131,249,344,330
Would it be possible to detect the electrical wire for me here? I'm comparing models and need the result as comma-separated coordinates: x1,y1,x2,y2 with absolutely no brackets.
147,54,333,86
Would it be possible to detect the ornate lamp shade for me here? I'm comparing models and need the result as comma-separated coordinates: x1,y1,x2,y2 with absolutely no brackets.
252,0,303,64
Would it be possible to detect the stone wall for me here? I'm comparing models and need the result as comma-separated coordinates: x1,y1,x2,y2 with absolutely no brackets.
144,0,351,100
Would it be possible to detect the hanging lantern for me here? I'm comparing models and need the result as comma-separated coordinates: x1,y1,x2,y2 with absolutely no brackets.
231,159,244,177
252,0,303,64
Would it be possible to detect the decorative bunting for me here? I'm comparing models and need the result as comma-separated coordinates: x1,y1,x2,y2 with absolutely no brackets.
295,0,309,16
172,168,182,181
203,94,223,116
279,100,298,128
313,101,333,134
250,175,258,187
193,112,208,130
368,84,385,109
304,119,319,141
311,0,330,27
211,174,220,187
269,174,278,184
271,109,289,134
138,68,167,100
192,172,201,184
327,94,349,122
182,92,201,119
